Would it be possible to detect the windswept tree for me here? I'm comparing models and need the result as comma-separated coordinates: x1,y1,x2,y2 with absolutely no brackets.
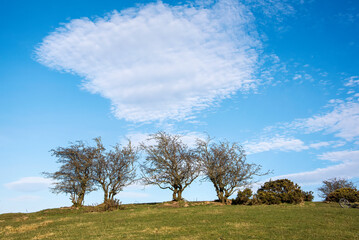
196,138,268,204
44,140,100,207
92,138,138,204
141,132,201,201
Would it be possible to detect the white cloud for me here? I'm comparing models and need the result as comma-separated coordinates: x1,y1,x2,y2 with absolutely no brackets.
36,0,260,122
245,136,308,154
245,0,296,19
291,101,359,141
4,177,53,192
344,76,359,87
273,150,359,185
244,136,332,154
308,142,331,149
318,150,359,163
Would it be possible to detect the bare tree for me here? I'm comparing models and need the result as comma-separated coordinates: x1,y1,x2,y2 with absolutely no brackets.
140,132,200,201
318,177,356,200
44,140,99,207
92,138,138,204
196,138,268,204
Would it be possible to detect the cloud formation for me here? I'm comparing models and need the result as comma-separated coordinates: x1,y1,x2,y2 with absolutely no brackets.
244,136,331,154
291,101,359,142
4,177,52,192
36,0,260,122
273,150,359,186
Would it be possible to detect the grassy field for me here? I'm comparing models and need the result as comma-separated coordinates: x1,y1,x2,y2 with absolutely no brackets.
0,202,358,240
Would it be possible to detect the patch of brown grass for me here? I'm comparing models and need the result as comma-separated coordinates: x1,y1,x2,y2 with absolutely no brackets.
0,220,53,235
32,232,55,240
15,216,29,222
140,226,181,235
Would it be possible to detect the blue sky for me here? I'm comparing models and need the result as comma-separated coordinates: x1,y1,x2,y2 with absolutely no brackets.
1,0,359,213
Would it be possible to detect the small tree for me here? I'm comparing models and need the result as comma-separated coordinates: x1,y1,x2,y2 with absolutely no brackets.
196,138,268,204
141,132,200,201
318,178,356,200
44,140,99,207
92,138,138,205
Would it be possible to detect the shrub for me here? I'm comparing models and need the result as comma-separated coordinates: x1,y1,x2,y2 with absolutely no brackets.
256,179,306,204
232,188,252,205
256,191,281,205
303,191,314,202
104,199,123,211
326,188,359,202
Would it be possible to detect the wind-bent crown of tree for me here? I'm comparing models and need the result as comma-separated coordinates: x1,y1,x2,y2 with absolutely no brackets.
44,141,99,207
92,137,138,205
196,138,268,204
140,132,201,201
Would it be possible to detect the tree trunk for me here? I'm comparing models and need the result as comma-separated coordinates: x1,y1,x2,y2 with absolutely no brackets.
172,188,183,201
178,189,183,201
217,190,226,204
77,192,85,207
103,190,109,203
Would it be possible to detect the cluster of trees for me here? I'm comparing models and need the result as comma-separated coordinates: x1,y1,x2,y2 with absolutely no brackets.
45,132,268,207
45,132,358,208
44,137,138,207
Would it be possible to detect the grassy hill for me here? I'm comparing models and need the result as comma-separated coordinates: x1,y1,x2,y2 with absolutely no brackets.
0,202,358,240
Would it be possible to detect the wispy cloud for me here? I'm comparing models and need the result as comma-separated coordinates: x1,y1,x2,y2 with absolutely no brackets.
244,0,296,20
273,150,359,185
244,136,331,154
4,177,52,192
291,101,359,141
36,0,261,123
344,76,359,87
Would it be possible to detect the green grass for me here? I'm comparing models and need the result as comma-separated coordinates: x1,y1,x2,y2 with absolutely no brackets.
0,202,358,239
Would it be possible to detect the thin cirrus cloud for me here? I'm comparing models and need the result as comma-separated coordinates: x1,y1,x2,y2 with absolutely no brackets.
286,78,359,142
244,136,331,154
4,177,53,192
274,150,359,186
290,101,359,142
35,0,261,123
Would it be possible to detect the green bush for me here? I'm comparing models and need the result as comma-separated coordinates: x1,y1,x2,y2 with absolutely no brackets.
232,188,252,205
256,191,281,204
256,179,307,204
303,191,314,202
326,187,359,202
